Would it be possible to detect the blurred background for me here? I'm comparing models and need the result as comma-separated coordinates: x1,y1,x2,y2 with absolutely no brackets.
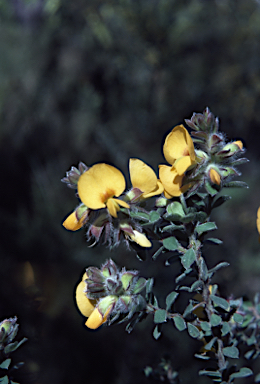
1,0,260,383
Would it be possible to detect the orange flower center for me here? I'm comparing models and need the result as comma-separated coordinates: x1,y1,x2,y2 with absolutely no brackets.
101,189,116,204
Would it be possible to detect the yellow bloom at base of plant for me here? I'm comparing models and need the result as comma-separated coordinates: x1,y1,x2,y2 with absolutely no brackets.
209,168,221,185
75,274,97,317
159,165,184,197
129,158,164,198
163,125,196,176
77,163,129,218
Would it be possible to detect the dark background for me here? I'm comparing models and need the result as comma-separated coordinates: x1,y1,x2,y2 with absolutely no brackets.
1,0,260,383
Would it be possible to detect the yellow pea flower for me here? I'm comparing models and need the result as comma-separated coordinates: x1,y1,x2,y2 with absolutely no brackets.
77,163,130,218
85,304,113,330
75,273,114,329
75,273,97,318
159,165,186,198
129,158,164,198
163,125,196,176
257,207,260,242
63,205,89,231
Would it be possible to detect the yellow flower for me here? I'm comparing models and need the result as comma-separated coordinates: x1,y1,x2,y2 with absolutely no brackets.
159,165,187,198
129,158,164,198
163,125,196,175
257,207,260,241
75,273,111,330
209,168,221,185
76,274,97,317
234,140,243,150
77,163,130,218
62,205,89,231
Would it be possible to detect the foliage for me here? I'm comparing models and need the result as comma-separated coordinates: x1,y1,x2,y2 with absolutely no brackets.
0,318,27,384
62,108,260,383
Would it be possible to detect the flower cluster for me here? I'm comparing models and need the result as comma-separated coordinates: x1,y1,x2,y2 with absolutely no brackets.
75,259,147,329
62,109,246,251
62,109,260,383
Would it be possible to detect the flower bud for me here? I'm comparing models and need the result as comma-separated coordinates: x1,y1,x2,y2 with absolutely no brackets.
217,141,243,158
101,259,118,278
124,187,143,202
155,197,167,207
132,277,147,294
209,168,221,185
120,271,138,291
61,162,88,188
0,317,18,343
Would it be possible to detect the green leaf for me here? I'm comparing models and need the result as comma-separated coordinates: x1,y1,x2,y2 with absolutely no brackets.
211,295,230,311
190,280,203,292
183,302,194,318
210,314,222,327
0,376,9,384
203,336,217,351
196,222,217,236
199,370,222,378
204,180,219,196
221,322,231,336
162,237,180,251
162,224,184,232
223,181,249,189
205,237,223,245
229,367,253,380
255,373,260,382
233,313,244,324
154,309,167,324
194,354,211,360
0,359,11,370
187,323,201,338
129,211,150,221
211,195,232,209
149,211,161,224
223,346,239,359
175,268,192,283
166,202,185,218
173,315,186,331
198,257,208,281
152,246,164,260
145,278,154,295
208,262,229,275
181,248,196,270
166,291,179,311
200,321,211,332
153,325,161,340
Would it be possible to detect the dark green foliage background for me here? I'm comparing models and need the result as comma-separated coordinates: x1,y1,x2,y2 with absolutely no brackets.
1,0,260,383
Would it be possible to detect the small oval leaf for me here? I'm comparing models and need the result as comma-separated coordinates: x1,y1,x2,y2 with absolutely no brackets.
173,315,186,331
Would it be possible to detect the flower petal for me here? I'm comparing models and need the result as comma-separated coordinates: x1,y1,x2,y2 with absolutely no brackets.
142,180,164,198
174,156,193,176
85,305,113,329
78,163,126,209
257,207,260,235
209,168,221,185
63,211,85,231
129,230,152,247
129,158,158,193
159,165,183,197
163,125,195,164
75,280,97,317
